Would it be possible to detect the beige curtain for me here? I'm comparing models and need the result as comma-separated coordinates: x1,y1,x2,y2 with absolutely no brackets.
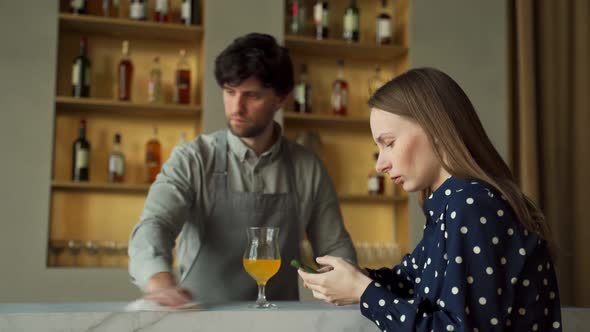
511,0,590,306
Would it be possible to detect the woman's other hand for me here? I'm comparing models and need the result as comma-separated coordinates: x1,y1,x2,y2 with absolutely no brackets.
298,255,372,305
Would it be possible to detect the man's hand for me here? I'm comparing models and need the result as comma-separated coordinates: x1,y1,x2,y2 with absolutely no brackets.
144,272,192,308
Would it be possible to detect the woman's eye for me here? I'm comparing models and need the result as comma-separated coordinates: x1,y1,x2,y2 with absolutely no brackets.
385,141,394,148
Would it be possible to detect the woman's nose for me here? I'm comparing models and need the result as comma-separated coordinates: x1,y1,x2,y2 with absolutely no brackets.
375,153,389,174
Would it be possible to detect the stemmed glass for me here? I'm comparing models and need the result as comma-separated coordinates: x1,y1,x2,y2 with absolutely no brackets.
243,227,281,309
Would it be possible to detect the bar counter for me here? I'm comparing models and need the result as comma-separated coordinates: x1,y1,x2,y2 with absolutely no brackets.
0,301,376,331
0,301,587,331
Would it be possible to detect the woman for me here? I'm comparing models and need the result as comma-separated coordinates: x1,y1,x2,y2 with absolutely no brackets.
298,68,562,331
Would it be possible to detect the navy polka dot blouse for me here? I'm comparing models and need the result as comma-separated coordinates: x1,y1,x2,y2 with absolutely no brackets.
360,176,562,331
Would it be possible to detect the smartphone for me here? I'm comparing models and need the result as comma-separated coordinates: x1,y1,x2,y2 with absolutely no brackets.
290,259,319,274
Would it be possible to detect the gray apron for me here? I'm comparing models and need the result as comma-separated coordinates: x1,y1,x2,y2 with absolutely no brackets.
179,130,301,303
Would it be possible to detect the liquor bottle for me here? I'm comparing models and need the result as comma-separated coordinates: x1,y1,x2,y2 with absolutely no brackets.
368,153,385,195
108,133,125,183
332,59,348,116
313,1,329,40
102,0,120,17
72,36,91,98
368,67,385,97
181,0,201,26
343,0,360,42
148,56,163,103
71,0,87,14
155,0,170,23
294,64,311,113
72,119,91,182
174,49,191,104
376,0,392,45
290,0,306,35
118,40,133,101
129,0,146,20
145,127,162,183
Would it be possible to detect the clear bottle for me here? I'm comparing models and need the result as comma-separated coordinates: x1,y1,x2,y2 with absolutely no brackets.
368,67,385,97
118,40,133,101
145,126,162,183
155,0,170,22
129,0,146,20
294,64,312,113
179,132,187,144
376,0,392,45
181,0,200,26
72,119,91,182
148,56,163,103
313,1,329,40
343,0,360,42
174,49,191,104
71,0,87,14
72,36,91,98
332,59,348,116
368,152,384,195
108,133,125,183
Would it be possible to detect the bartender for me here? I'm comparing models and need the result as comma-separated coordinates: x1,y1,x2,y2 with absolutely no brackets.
128,33,356,307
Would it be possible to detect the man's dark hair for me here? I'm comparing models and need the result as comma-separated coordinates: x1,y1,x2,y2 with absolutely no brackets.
214,33,294,97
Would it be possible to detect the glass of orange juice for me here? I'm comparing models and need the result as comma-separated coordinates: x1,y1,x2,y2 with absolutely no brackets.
243,226,281,309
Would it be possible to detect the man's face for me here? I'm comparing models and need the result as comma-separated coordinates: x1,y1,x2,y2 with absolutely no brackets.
223,77,286,138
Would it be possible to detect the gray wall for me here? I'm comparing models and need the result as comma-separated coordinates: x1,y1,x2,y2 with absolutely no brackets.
408,0,510,246
0,1,142,302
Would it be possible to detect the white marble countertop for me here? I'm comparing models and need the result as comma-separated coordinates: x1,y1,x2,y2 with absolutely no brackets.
0,301,377,332
1,301,588,332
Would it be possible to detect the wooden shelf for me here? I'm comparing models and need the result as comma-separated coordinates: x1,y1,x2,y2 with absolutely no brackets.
55,96,201,117
59,13,203,42
51,181,407,204
283,111,369,126
284,35,408,62
339,194,408,204
51,181,150,193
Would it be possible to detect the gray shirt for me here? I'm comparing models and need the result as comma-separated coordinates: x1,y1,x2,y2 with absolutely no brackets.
129,125,356,289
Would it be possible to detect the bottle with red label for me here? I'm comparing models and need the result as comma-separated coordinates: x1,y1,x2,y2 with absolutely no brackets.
174,49,191,104
332,59,348,116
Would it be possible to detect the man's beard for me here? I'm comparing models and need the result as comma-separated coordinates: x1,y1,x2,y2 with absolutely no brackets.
227,120,268,138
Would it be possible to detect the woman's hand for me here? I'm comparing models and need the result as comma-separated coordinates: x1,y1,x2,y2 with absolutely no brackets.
298,256,372,305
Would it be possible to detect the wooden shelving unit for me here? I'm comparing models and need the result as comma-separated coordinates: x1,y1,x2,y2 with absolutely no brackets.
51,181,407,205
49,2,204,268
59,13,203,42
284,34,408,61
55,96,201,117
283,0,411,257
51,180,150,193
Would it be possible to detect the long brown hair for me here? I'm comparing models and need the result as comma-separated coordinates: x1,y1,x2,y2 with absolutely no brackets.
369,67,554,254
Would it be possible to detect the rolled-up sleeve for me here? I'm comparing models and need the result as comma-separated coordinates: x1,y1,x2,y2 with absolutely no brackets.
128,145,198,290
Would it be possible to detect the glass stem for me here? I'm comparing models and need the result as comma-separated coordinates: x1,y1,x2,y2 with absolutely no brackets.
256,284,267,305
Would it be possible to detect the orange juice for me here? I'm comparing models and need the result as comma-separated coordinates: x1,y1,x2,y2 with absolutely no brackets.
243,259,281,285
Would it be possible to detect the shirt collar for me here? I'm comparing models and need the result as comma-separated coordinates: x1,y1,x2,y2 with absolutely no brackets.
226,122,284,163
